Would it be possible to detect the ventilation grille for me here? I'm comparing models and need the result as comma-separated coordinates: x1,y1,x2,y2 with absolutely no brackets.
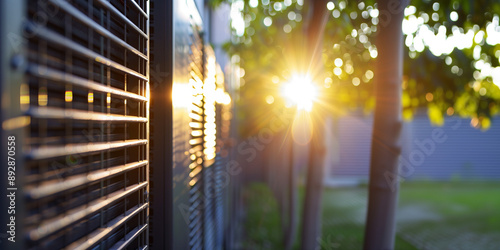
23,0,149,249
202,47,222,249
187,22,205,249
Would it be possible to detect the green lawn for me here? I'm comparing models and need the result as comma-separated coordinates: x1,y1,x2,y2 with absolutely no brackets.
395,181,500,249
320,185,415,249
243,181,500,249
242,183,283,249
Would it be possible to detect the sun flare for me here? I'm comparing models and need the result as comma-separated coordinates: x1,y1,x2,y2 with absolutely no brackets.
281,74,318,112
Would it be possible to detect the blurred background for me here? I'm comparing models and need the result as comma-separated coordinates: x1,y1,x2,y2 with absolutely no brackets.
1,0,500,249
223,0,500,249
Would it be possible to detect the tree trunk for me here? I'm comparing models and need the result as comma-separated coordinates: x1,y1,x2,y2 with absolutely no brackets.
284,139,297,250
300,120,327,249
300,0,329,249
363,0,407,249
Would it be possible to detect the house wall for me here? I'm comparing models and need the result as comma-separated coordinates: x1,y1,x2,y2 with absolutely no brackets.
328,112,500,181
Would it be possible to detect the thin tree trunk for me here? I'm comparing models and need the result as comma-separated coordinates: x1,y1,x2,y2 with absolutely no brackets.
363,0,407,249
300,122,327,249
300,1,329,249
284,139,297,250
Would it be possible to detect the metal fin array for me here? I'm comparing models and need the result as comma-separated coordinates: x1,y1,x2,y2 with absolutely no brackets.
23,0,149,248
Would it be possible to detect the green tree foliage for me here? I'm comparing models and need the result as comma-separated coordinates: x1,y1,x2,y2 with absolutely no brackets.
222,0,308,137
402,0,500,129
219,0,500,133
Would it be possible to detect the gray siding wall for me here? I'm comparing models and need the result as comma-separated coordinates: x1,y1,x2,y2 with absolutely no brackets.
329,112,500,180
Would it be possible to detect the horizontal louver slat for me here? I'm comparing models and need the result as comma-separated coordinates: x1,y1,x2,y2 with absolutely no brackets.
28,182,148,241
26,160,148,199
27,139,147,160
26,23,147,80
28,107,147,122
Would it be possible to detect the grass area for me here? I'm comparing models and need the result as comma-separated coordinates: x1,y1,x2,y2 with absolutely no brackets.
395,181,500,249
398,182,500,231
242,181,500,249
242,183,283,249
321,186,415,249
